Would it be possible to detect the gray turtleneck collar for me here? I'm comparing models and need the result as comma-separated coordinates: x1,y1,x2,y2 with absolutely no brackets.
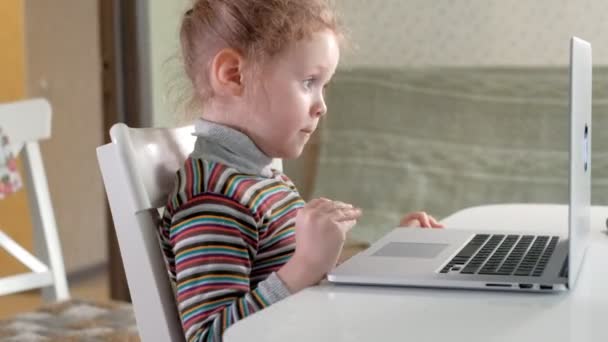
191,118,275,177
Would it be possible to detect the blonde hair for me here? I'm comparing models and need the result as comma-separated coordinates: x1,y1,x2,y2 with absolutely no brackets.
178,0,342,115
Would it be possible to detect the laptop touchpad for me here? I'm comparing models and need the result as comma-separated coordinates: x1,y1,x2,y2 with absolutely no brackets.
373,242,448,259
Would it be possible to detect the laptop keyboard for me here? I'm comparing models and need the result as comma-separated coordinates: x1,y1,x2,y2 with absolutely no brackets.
440,234,560,277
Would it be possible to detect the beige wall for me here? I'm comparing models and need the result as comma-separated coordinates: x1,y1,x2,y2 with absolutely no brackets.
24,0,107,273
336,0,608,67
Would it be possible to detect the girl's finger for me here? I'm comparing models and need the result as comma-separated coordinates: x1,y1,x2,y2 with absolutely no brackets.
333,201,353,209
429,215,445,229
333,207,362,222
400,212,421,226
306,198,326,209
337,219,357,234
320,200,339,211
405,212,431,228
401,219,414,227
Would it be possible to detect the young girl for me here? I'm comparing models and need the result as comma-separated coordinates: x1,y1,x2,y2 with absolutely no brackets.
160,1,443,340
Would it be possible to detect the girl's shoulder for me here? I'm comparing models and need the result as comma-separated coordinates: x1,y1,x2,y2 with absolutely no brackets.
166,157,302,215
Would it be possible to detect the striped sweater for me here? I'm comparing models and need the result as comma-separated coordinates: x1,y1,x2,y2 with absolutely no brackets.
159,119,303,341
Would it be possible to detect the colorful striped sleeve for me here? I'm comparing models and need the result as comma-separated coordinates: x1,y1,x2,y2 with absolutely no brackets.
169,193,291,342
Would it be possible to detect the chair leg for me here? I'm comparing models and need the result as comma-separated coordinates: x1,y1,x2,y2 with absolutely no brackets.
23,142,70,301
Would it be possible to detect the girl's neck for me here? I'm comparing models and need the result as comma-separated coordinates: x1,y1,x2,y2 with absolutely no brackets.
201,100,249,133
201,100,270,154
192,118,274,177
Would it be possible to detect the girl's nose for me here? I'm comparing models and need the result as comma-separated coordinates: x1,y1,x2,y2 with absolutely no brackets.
312,98,327,118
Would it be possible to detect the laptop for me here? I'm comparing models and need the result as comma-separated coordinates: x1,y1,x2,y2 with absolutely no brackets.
327,37,592,292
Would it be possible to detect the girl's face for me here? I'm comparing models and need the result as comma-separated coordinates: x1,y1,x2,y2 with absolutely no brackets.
245,29,340,159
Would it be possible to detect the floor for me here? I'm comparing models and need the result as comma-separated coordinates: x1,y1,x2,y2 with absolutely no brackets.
0,268,111,320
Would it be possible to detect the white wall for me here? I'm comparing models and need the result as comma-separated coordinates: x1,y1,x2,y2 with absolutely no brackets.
146,0,608,126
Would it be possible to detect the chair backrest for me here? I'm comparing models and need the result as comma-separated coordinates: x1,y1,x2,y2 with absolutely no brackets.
97,123,281,342
97,123,194,342
0,98,69,301
0,98,51,154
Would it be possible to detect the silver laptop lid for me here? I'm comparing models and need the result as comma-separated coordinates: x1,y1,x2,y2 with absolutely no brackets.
568,36,592,288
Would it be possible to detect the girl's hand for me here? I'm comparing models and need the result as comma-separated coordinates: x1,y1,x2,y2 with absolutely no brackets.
399,211,444,229
278,198,362,292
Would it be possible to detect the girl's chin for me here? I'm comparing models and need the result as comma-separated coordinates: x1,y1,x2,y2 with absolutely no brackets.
270,135,310,159
279,143,307,160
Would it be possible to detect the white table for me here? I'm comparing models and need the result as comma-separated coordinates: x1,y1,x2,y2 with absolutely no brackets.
224,204,608,342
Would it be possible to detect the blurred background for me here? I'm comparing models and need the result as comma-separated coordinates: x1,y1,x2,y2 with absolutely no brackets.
145,0,607,244
0,0,606,326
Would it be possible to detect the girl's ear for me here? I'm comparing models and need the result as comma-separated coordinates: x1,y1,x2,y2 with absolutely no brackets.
209,48,245,97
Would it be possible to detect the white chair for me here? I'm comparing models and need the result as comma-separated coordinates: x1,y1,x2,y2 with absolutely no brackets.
96,122,281,342
0,98,69,301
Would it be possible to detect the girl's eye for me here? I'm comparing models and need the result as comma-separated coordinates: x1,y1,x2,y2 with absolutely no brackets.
303,78,315,90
